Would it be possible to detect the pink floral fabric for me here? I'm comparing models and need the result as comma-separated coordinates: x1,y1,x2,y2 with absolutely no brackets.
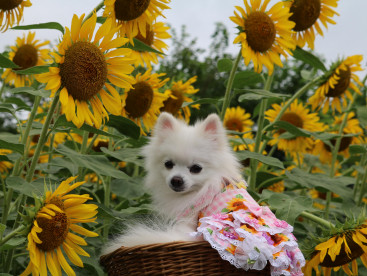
192,180,305,276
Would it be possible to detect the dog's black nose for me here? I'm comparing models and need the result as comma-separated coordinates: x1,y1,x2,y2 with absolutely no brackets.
170,176,184,191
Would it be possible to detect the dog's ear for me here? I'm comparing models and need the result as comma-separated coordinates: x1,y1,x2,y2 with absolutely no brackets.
154,112,176,135
201,114,227,145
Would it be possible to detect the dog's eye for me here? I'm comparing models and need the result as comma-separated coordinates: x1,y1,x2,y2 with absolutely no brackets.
164,160,174,169
189,164,202,174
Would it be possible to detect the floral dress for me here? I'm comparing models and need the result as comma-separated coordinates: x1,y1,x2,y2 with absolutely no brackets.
191,180,305,276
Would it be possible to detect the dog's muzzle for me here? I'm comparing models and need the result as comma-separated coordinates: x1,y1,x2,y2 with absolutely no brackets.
170,176,185,192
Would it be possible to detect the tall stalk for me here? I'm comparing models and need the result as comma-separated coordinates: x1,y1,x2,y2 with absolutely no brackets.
248,74,273,191
325,92,357,218
25,93,59,182
220,49,242,120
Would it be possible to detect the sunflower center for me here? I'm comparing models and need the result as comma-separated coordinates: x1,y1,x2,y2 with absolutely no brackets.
59,41,107,101
135,24,154,46
12,44,38,70
35,198,69,252
325,67,351,97
323,135,353,153
320,230,365,267
289,0,321,31
225,118,244,132
279,112,304,134
125,81,153,118
244,11,276,53
160,89,184,116
0,0,22,10
114,0,151,21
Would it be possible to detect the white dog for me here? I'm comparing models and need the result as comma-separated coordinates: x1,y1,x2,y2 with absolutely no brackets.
102,113,305,275
103,112,241,253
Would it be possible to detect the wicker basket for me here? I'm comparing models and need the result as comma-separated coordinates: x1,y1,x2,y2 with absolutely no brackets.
100,241,271,276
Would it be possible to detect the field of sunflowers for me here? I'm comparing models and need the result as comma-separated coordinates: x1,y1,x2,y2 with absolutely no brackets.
0,0,366,275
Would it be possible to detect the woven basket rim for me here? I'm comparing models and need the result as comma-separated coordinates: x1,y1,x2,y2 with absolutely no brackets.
101,240,211,258
100,240,272,276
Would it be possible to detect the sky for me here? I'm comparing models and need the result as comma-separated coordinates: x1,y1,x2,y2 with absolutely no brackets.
1,0,366,76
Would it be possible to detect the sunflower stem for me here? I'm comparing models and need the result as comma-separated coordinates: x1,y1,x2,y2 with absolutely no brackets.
2,96,42,228
249,74,273,191
325,92,358,217
3,224,27,273
25,93,59,183
354,150,367,198
300,211,334,229
77,131,89,181
220,49,242,120
357,155,367,206
12,95,42,176
83,0,105,24
0,82,5,101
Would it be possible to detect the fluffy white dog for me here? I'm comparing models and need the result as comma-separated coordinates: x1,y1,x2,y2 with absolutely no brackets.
102,112,241,254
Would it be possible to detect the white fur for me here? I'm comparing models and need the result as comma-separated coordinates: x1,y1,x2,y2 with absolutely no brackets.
102,113,242,255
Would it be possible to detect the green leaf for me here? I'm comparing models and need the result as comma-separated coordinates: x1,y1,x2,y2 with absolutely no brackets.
235,151,284,169
0,103,15,114
285,168,354,200
272,121,311,138
0,155,11,162
10,86,51,97
14,65,50,75
56,144,130,179
232,71,263,88
182,98,219,107
0,133,24,154
0,224,5,235
53,115,122,139
217,58,233,72
349,145,367,154
12,22,65,34
0,237,26,251
4,97,29,110
106,115,141,140
46,157,79,175
101,148,144,167
356,105,367,128
267,193,314,225
0,53,19,69
292,47,326,72
256,171,283,188
124,38,165,55
111,178,145,199
6,176,45,197
237,89,290,101
79,255,105,276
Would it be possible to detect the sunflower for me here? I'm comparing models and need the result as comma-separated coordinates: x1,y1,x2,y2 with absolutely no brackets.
265,100,325,154
0,0,32,32
1,32,50,87
284,0,339,49
21,176,98,276
103,0,170,43
229,0,296,75
312,112,363,164
0,149,13,176
309,55,364,114
132,21,171,68
122,69,169,133
36,13,135,129
160,76,200,122
223,106,254,151
304,223,367,276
